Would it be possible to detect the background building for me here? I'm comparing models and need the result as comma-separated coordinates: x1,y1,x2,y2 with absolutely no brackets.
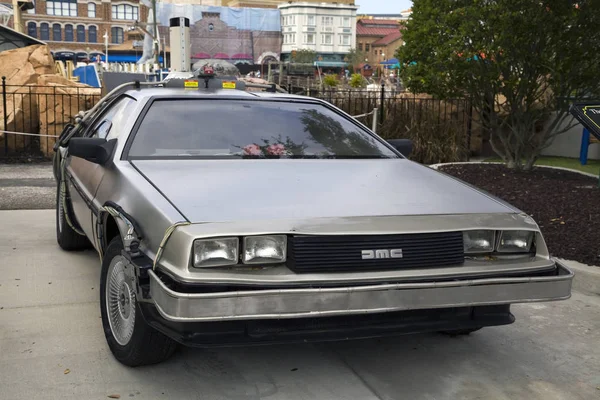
226,0,354,8
279,2,357,67
356,18,403,65
0,0,153,61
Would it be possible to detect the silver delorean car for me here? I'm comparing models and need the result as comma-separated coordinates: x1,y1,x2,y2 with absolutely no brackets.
52,72,573,367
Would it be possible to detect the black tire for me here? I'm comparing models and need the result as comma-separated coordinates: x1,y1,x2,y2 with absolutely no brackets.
56,179,91,251
440,327,483,337
100,237,177,367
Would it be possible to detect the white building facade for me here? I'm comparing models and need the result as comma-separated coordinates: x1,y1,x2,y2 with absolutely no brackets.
278,2,358,67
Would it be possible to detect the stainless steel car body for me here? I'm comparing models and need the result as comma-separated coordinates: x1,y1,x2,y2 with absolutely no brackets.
59,86,573,328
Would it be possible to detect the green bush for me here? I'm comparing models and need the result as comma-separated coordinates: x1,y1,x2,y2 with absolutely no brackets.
349,73,366,88
323,74,339,87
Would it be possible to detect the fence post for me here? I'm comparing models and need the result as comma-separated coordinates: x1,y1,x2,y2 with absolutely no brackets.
2,76,7,156
466,98,474,161
379,83,385,125
372,107,378,133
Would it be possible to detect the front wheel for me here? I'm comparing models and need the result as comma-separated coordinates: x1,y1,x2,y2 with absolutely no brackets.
100,237,177,367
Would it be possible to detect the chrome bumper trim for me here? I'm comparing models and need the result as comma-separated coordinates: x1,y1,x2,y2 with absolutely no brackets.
148,261,574,322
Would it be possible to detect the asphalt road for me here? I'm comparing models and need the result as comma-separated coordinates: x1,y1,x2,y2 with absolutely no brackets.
0,163,55,210
1,210,599,400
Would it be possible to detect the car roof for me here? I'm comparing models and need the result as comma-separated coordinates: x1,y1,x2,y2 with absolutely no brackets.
122,87,319,103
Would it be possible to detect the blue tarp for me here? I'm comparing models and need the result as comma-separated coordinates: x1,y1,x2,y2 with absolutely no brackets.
156,4,281,32
100,54,164,63
72,65,101,88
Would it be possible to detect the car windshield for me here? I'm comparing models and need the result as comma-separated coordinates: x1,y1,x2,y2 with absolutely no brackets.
127,99,398,159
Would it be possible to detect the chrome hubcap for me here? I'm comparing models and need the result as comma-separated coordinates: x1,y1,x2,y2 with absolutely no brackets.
106,256,136,346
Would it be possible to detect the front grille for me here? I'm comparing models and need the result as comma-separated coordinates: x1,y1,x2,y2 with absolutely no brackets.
287,232,465,273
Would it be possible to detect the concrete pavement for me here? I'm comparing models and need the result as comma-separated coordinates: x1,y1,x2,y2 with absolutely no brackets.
0,162,55,210
1,210,599,399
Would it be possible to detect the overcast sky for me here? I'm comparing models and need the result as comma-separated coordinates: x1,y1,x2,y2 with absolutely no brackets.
355,0,413,14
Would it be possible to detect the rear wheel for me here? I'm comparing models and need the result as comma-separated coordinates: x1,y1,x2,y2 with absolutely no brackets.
55,179,90,251
100,237,177,367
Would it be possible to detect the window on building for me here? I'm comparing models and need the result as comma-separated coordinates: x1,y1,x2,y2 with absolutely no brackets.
339,35,350,46
111,27,124,44
307,15,315,26
77,25,85,42
322,16,333,26
365,43,370,51
358,42,363,51
112,4,139,21
342,17,351,27
47,0,77,17
284,34,295,44
27,22,37,38
40,23,49,40
64,24,73,41
322,34,333,45
88,3,96,18
88,26,97,43
52,24,61,41
284,15,295,26
305,33,315,44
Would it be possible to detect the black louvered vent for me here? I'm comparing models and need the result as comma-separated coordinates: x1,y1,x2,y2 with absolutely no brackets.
288,232,464,273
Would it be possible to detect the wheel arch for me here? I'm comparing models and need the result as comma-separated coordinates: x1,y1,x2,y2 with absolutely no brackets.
98,202,143,257
103,213,121,253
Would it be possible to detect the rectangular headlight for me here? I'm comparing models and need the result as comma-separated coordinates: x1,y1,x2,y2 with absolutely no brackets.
463,230,495,254
243,235,287,265
193,237,239,268
497,231,534,253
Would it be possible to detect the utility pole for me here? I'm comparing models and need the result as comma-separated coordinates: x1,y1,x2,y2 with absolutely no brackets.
152,0,160,67
11,0,23,33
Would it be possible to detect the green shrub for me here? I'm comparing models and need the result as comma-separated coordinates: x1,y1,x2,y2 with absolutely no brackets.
349,73,366,88
323,74,339,87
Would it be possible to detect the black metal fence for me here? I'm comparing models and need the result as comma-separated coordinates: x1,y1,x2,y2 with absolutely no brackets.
0,76,102,159
300,87,473,162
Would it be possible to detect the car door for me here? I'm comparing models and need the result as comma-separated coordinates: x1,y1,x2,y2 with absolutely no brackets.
67,96,136,240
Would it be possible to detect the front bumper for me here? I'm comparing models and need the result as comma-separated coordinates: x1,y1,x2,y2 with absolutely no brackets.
147,260,573,322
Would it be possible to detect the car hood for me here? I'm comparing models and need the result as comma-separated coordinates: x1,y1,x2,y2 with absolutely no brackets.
131,159,517,223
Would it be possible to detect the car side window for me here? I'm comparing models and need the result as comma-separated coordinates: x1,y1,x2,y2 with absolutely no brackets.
87,96,136,139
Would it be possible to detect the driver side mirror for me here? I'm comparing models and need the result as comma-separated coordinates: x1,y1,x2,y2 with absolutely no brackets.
68,138,117,166
387,139,413,157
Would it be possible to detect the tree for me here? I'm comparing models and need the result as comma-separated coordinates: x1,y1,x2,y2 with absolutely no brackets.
345,48,367,72
291,49,317,64
397,0,600,170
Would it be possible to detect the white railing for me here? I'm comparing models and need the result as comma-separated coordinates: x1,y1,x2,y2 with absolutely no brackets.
352,107,378,133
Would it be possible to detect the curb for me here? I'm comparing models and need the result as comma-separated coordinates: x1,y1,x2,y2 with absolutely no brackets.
428,161,598,178
558,259,600,297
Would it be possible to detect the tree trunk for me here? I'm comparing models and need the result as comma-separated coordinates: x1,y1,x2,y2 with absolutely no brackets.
524,154,538,171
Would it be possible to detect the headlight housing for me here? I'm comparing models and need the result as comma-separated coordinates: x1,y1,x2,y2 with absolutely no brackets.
243,235,287,264
463,230,535,255
463,230,495,254
193,237,239,268
497,230,535,253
